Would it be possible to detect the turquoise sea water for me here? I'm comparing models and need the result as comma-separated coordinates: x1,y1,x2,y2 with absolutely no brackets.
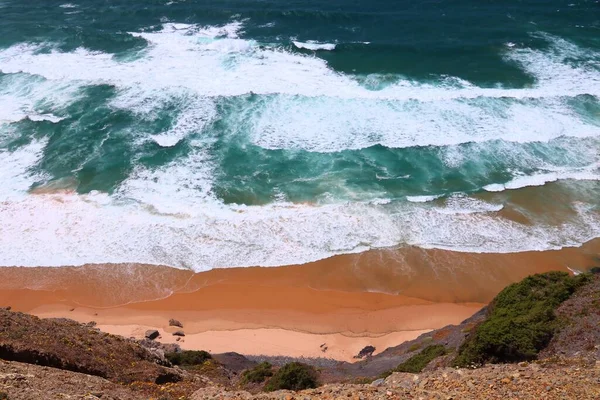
0,0,598,269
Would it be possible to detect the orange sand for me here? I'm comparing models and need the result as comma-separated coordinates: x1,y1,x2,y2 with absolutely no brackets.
0,239,598,361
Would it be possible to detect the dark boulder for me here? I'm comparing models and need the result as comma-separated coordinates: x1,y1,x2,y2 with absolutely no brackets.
354,345,376,359
145,330,160,340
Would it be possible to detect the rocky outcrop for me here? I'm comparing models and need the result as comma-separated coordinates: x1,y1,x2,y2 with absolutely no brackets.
354,345,375,359
190,357,600,399
0,309,183,385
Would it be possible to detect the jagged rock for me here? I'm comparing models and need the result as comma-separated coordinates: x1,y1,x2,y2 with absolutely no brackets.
148,348,166,364
354,345,375,359
172,330,185,337
169,319,183,328
145,330,160,340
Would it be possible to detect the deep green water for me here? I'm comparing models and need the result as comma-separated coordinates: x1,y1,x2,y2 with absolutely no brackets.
0,0,598,269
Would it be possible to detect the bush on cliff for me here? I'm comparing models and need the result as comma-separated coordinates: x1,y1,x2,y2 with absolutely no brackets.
165,350,212,366
265,362,319,391
380,345,447,378
453,271,589,367
396,344,448,373
241,361,273,384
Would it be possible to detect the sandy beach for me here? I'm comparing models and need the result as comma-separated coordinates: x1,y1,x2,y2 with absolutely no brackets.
0,239,598,362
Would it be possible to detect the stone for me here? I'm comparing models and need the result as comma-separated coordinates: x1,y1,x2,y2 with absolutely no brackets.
371,379,385,387
145,330,160,340
354,345,376,359
173,330,186,337
169,319,183,328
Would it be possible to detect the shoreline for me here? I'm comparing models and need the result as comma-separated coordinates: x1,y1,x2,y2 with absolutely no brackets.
0,239,598,362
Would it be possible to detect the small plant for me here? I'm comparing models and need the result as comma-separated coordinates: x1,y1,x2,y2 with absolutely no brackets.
0,392,8,400
165,350,212,366
380,345,447,378
241,361,273,384
453,271,589,367
264,362,319,392
407,342,422,352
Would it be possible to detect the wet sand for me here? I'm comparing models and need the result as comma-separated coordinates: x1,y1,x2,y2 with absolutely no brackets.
0,239,598,361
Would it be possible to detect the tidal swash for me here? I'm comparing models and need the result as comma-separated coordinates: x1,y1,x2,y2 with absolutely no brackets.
0,0,599,270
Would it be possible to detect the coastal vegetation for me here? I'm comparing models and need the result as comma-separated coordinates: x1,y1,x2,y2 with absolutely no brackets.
453,271,590,367
264,362,319,392
380,344,448,378
241,361,274,384
165,350,212,367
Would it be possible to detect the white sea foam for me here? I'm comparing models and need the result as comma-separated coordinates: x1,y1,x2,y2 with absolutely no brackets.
2,24,597,153
484,166,600,192
293,41,336,51
406,194,442,203
435,194,504,215
0,24,598,104
0,184,598,269
0,24,599,268
0,74,79,125
0,140,48,200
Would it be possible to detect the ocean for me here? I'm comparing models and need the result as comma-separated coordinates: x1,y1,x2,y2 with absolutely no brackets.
0,0,598,270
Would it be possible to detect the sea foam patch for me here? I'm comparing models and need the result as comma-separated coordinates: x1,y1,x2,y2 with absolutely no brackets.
0,184,598,269
293,41,336,51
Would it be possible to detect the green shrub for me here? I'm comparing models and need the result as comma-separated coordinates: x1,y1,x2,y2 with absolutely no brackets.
165,350,212,366
241,362,273,384
407,342,422,352
396,344,447,373
264,362,319,392
380,345,447,378
453,272,589,367
0,392,8,400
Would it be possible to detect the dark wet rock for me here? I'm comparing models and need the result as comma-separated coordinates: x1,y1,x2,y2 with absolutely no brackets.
355,345,376,359
145,330,160,340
